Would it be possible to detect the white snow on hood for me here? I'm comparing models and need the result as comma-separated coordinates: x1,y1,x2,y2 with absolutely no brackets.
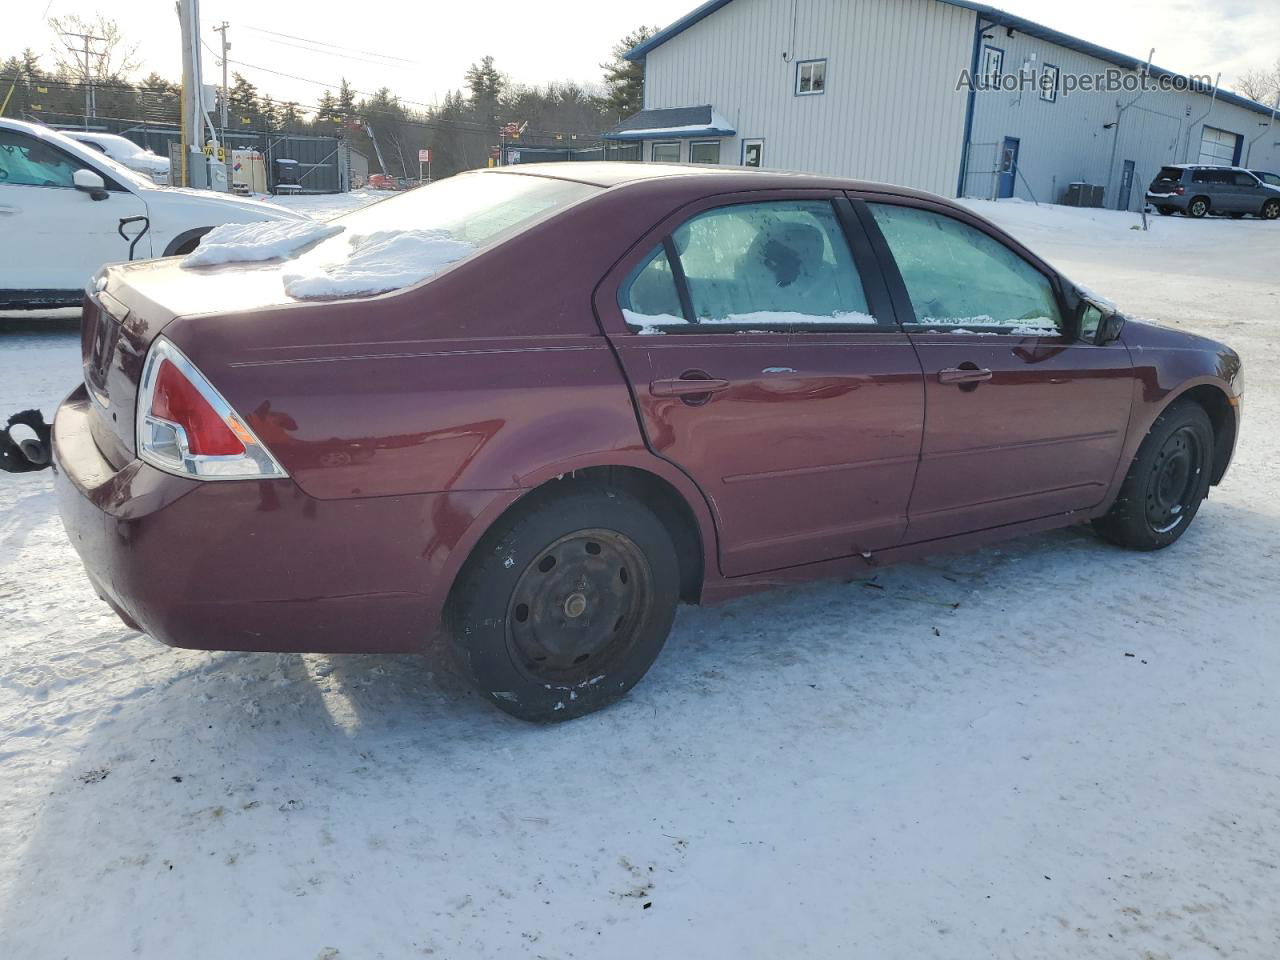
282,229,474,300
181,219,344,267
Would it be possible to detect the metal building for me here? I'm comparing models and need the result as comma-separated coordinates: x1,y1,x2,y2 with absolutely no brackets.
607,0,1280,210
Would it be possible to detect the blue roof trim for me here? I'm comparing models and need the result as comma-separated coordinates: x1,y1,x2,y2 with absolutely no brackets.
625,0,737,61
602,127,737,141
627,0,1279,118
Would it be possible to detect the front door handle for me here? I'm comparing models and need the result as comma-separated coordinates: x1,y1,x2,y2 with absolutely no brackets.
650,377,731,397
938,367,993,385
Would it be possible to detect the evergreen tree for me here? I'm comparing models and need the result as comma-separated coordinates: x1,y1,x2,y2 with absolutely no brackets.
600,27,656,119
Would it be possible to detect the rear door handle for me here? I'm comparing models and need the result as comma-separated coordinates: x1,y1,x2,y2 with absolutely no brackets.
938,367,993,384
650,377,731,397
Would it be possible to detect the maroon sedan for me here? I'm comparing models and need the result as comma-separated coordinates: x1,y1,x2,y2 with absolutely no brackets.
52,164,1243,721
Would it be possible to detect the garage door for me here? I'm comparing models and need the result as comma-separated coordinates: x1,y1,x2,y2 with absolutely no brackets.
1198,126,1241,165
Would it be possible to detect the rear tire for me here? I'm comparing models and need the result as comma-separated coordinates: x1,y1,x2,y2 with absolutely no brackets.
1187,197,1209,218
1092,400,1213,551
1157,206,1175,216
446,486,680,722
1262,199,1280,221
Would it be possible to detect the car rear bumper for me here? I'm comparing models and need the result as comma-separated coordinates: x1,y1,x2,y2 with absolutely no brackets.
1146,192,1189,210
53,384,500,654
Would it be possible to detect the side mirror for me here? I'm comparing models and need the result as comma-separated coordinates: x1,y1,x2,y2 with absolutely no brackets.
1078,298,1125,345
1096,310,1126,345
73,168,109,201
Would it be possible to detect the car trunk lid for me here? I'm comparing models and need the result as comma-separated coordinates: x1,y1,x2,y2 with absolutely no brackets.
80,257,300,468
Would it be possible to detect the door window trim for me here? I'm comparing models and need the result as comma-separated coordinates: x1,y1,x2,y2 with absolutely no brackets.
848,192,1079,341
606,190,903,336
0,130,129,193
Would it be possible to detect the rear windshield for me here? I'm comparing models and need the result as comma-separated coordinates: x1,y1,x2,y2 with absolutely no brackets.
1155,167,1184,182
280,171,600,299
331,171,598,246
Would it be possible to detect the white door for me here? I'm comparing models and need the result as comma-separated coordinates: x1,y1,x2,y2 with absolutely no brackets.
0,128,148,304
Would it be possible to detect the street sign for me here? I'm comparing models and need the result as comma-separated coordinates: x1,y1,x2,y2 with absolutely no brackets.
418,149,431,163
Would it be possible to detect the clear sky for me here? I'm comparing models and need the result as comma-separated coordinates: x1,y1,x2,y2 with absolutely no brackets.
7,0,1277,112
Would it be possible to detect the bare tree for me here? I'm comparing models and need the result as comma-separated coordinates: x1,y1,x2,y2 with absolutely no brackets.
1236,59,1280,105
48,13,141,83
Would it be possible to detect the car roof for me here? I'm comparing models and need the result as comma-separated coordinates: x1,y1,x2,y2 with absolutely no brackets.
478,162,942,200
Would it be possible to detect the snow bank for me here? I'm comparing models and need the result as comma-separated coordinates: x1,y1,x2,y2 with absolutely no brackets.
181,220,344,267
282,229,474,300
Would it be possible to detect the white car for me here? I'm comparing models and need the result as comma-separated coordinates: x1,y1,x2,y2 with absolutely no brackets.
0,118,307,310
63,130,171,185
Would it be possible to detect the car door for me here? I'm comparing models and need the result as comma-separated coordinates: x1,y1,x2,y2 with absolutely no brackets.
1229,170,1263,212
0,128,148,306
595,191,925,577
854,195,1135,543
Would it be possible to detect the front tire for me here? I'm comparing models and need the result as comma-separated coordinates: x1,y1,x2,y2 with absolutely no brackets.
446,486,680,722
1093,400,1213,551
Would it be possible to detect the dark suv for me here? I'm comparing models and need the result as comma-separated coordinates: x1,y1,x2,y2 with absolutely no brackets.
1146,164,1280,220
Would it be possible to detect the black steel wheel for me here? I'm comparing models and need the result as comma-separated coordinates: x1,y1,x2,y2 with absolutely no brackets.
447,485,680,722
1093,400,1214,550
1143,427,1204,534
505,528,655,684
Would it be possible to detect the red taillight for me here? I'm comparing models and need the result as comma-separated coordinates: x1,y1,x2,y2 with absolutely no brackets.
1175,185,1185,195
151,359,245,456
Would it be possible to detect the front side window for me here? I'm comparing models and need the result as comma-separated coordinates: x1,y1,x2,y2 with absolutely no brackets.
689,140,721,164
0,130,81,187
869,203,1063,335
981,46,1004,88
1233,172,1259,186
623,200,876,328
1039,64,1059,102
796,59,827,96
651,141,680,163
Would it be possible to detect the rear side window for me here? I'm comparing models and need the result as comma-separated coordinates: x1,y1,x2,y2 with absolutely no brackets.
869,203,1063,335
620,247,684,327
1192,169,1231,184
620,200,879,330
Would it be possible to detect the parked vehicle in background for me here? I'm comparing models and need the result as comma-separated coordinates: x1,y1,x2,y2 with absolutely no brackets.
366,173,398,190
1146,164,1280,219
0,118,307,310
1250,170,1280,189
63,130,170,185
51,164,1243,722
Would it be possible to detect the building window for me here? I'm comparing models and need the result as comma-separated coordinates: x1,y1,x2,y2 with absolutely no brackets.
795,59,827,96
980,46,1003,88
1039,63,1059,102
741,139,764,167
651,141,681,163
689,140,721,164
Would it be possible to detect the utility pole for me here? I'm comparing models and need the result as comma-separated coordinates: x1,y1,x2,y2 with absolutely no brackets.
213,21,230,148
177,0,207,187
59,31,106,129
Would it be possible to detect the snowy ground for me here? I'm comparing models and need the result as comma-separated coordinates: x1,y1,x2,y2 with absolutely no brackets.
1,200,1278,959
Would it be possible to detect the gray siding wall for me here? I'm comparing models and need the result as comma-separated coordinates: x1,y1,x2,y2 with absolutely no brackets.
967,33,1280,209
643,0,974,197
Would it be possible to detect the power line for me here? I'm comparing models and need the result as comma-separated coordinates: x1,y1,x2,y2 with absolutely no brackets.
239,25,418,64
